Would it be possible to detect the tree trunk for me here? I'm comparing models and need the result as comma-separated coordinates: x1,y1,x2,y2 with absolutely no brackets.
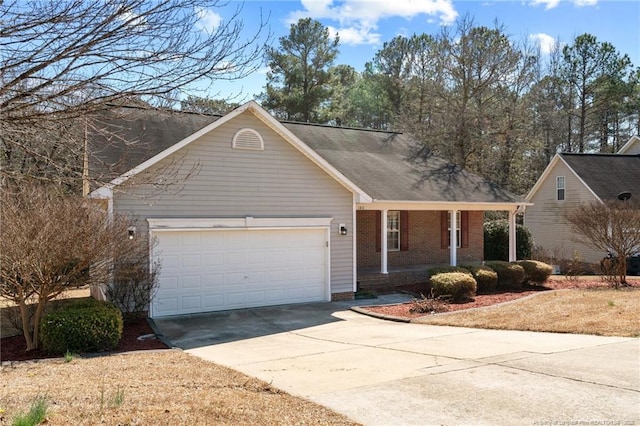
18,299,36,351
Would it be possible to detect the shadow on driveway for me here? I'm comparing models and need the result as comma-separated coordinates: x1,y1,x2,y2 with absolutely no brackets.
151,294,412,350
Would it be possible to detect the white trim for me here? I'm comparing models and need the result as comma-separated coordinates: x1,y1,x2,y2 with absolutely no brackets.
508,210,517,261
89,186,114,217
147,217,333,230
449,210,458,266
386,210,400,252
232,127,264,150
618,135,640,154
556,175,565,201
90,101,372,203
352,195,357,292
447,210,462,249
381,209,388,274
358,201,526,212
325,226,332,302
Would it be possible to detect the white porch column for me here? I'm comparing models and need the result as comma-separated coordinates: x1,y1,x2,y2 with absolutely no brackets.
450,209,458,266
508,210,517,262
381,209,388,274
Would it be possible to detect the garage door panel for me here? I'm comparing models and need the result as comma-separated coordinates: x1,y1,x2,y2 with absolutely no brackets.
181,275,201,289
151,228,328,317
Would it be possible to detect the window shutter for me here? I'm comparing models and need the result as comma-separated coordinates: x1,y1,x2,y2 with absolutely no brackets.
440,211,448,249
461,211,469,248
375,211,381,252
400,211,409,251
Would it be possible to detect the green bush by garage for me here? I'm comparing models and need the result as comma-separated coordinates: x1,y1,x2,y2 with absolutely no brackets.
40,299,123,355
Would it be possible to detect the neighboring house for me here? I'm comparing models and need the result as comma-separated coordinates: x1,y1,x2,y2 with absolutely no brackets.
525,150,640,265
618,135,640,154
90,101,526,318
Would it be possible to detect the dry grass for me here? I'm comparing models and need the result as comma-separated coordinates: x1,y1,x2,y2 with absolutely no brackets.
414,288,640,337
0,351,358,426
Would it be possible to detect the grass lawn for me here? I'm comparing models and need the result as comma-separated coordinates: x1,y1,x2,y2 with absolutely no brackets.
0,351,358,425
413,287,640,337
2,279,638,424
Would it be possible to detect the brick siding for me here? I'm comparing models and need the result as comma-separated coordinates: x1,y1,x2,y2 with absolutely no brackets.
357,210,484,269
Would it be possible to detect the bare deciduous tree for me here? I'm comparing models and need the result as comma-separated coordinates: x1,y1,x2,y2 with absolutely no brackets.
564,200,640,286
0,0,266,188
0,184,157,350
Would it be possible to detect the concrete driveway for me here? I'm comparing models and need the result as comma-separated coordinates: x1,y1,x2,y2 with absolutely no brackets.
153,296,640,425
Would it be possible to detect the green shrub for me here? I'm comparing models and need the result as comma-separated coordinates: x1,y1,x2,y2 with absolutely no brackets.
40,299,123,355
483,261,525,290
428,266,471,276
516,260,553,284
484,220,533,261
460,264,498,293
430,272,477,302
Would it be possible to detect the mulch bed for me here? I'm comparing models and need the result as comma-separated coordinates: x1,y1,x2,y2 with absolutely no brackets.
365,276,640,319
3,277,637,362
1,318,168,363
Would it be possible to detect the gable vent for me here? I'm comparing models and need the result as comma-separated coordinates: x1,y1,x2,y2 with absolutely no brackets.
232,128,264,151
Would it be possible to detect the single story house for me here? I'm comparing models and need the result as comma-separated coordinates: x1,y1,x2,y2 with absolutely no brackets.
525,150,640,265
90,101,527,317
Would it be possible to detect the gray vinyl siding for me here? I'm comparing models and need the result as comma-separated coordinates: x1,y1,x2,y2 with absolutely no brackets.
113,111,354,294
525,160,602,264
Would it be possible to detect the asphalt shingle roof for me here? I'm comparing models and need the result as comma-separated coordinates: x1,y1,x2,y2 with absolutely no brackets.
561,153,640,201
283,122,522,203
90,107,523,204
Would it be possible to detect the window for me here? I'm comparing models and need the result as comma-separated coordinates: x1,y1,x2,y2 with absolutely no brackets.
447,211,461,248
387,211,400,251
375,211,408,252
440,211,469,249
556,176,565,201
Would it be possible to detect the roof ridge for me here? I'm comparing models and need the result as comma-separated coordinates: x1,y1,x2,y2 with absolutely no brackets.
281,120,402,135
561,152,640,158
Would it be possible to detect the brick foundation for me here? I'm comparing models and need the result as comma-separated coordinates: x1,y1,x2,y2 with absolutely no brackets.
357,270,430,293
331,291,355,301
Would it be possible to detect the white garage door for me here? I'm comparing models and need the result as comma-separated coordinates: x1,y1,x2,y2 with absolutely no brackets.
150,228,328,317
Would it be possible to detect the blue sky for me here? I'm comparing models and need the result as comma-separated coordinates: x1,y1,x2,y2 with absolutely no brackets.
198,0,640,101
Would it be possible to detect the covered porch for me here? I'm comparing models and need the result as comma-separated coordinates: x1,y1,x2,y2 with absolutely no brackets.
354,201,524,292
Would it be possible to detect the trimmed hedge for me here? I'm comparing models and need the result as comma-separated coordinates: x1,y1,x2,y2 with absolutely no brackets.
483,261,525,290
517,260,553,285
460,264,498,293
484,220,533,261
430,272,477,302
40,299,123,355
428,266,472,276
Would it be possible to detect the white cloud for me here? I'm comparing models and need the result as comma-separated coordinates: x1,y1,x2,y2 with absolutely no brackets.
529,33,557,54
287,0,458,46
195,7,222,32
328,25,380,45
529,0,598,10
